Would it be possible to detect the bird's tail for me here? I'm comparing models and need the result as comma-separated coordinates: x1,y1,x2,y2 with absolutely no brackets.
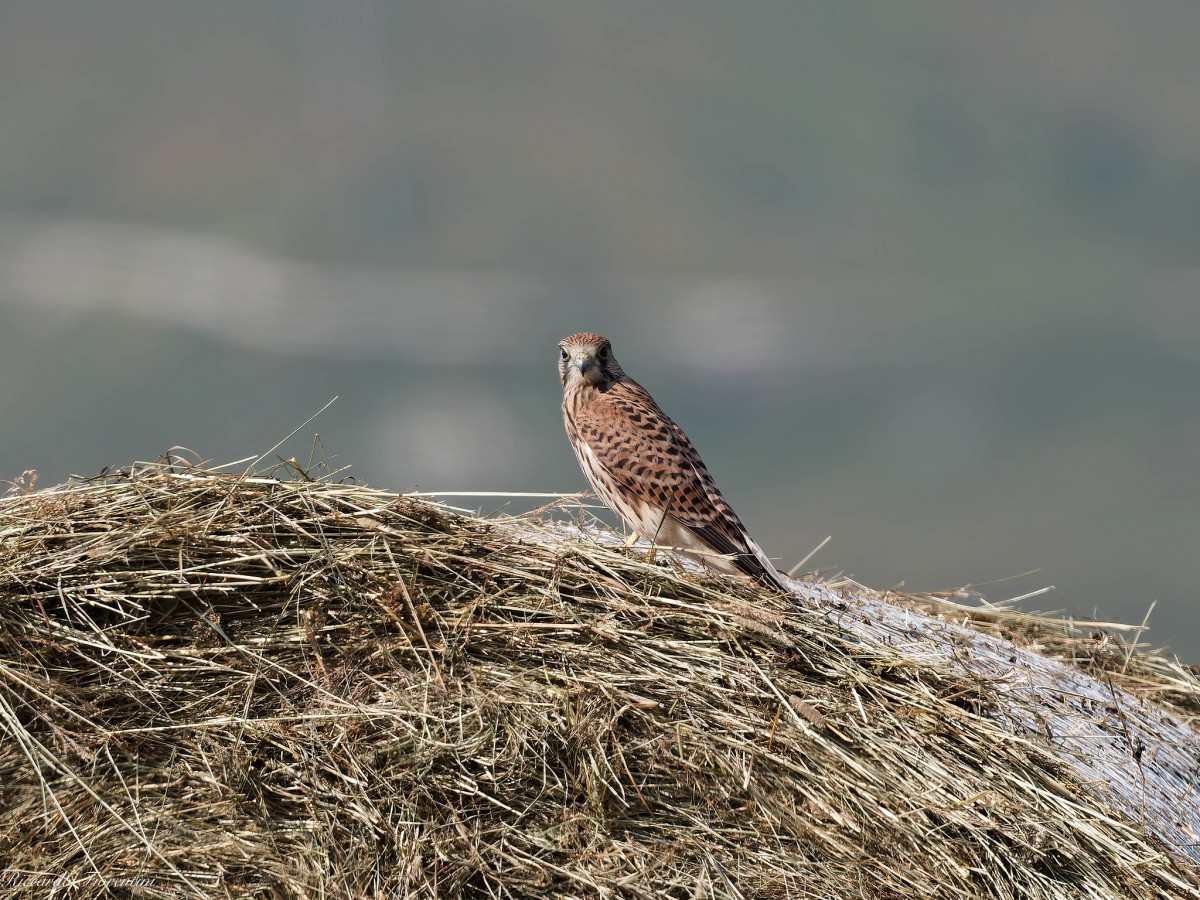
736,541,792,592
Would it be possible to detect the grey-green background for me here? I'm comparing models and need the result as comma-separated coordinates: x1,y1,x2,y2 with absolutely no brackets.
1,3,1197,656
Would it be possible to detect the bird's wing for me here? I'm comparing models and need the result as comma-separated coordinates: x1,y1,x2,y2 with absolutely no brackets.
572,384,757,561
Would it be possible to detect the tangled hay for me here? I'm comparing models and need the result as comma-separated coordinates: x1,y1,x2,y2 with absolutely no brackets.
1,460,1198,899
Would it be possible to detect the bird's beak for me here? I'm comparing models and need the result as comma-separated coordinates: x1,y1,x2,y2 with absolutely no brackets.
574,352,595,374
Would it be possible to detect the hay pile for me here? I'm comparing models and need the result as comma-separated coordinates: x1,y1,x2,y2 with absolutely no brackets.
1,461,1198,899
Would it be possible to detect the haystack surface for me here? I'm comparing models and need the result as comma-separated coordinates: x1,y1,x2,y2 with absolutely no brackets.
1,461,1198,899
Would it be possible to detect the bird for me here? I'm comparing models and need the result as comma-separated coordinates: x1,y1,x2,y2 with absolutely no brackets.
558,332,789,591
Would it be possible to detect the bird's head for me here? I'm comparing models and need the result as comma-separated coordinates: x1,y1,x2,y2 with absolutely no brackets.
558,332,625,389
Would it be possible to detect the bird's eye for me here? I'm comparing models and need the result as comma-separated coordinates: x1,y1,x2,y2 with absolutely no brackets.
597,344,611,360
560,347,569,360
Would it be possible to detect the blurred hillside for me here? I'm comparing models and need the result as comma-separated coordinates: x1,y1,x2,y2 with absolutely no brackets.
1,2,1198,653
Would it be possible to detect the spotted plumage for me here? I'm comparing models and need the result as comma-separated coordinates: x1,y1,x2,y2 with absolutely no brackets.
558,332,788,590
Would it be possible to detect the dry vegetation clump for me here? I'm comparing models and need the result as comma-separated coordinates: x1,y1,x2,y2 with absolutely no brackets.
1,461,1198,899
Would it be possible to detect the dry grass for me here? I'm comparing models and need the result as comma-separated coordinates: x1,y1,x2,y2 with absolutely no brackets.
1,460,1198,899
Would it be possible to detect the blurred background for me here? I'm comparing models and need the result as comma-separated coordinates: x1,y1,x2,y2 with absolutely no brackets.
1,2,1197,654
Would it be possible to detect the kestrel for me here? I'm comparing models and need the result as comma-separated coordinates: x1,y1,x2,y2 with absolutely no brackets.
558,332,789,591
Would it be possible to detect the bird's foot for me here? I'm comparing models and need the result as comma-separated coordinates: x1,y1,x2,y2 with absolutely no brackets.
621,531,662,565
